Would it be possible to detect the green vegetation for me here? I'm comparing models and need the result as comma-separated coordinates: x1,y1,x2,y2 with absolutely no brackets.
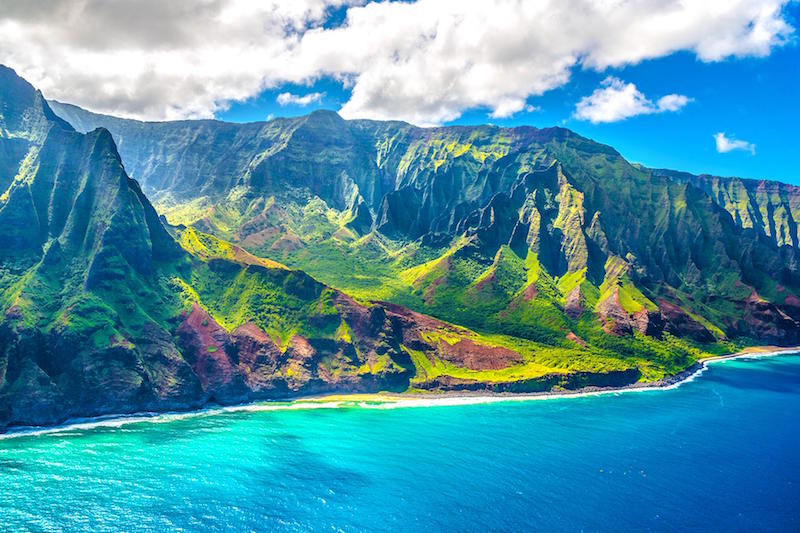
1,65,798,429
52,102,794,388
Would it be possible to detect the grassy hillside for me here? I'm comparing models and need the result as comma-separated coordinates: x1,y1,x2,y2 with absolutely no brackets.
46,90,800,376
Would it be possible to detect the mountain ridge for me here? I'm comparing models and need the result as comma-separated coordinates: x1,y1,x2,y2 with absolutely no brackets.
1,65,798,430
45,93,800,352
51,98,793,198
47,98,799,251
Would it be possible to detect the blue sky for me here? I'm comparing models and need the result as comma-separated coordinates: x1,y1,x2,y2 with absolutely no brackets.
3,1,797,184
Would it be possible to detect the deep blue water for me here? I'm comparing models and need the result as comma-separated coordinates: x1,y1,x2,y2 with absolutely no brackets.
1,354,800,532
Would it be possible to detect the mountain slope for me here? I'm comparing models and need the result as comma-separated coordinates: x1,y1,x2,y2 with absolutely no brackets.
650,167,800,249
48,98,800,353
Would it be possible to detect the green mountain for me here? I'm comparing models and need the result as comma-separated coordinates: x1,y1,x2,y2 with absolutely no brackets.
48,98,800,349
0,66,797,429
650,167,800,248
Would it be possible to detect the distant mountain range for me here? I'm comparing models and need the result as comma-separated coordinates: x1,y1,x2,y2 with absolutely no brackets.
1,64,798,430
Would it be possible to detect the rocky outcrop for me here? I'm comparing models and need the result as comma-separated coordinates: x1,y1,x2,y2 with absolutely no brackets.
658,301,715,343
729,293,800,345
596,293,634,336
564,286,584,319
435,338,523,371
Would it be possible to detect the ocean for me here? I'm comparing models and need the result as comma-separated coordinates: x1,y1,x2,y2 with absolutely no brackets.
1,353,799,531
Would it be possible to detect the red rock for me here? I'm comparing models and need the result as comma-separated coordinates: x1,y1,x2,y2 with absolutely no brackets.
175,304,238,393
437,338,523,370
566,332,587,347
564,286,583,319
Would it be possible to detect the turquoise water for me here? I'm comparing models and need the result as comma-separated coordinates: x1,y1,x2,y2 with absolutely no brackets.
2,354,800,532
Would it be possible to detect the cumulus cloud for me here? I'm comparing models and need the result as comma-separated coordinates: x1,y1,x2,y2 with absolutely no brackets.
276,92,325,106
0,0,353,120
714,132,756,154
0,0,793,123
574,77,691,123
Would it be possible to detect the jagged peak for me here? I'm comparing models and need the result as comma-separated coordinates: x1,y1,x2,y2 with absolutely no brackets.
0,64,32,91
0,64,73,136
86,126,122,160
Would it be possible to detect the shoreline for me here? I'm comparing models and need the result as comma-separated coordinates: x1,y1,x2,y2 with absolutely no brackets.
2,345,799,440
280,345,800,404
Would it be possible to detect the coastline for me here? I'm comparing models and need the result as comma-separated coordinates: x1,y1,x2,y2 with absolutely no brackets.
2,345,799,440
286,345,800,404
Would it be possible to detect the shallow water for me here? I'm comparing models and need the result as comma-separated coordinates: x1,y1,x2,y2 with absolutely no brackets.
2,354,800,532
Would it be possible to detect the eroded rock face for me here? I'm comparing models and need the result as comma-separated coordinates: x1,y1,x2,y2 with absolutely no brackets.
596,293,634,336
731,294,800,345
658,301,715,343
231,322,284,391
633,309,664,337
436,338,523,371
170,297,417,404
175,304,244,400
596,293,714,341
566,332,587,347
564,286,584,319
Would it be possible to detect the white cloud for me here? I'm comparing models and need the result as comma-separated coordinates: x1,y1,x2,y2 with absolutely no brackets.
0,0,354,120
0,0,793,124
714,132,756,154
656,94,692,112
276,91,324,106
487,101,540,118
574,77,691,123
